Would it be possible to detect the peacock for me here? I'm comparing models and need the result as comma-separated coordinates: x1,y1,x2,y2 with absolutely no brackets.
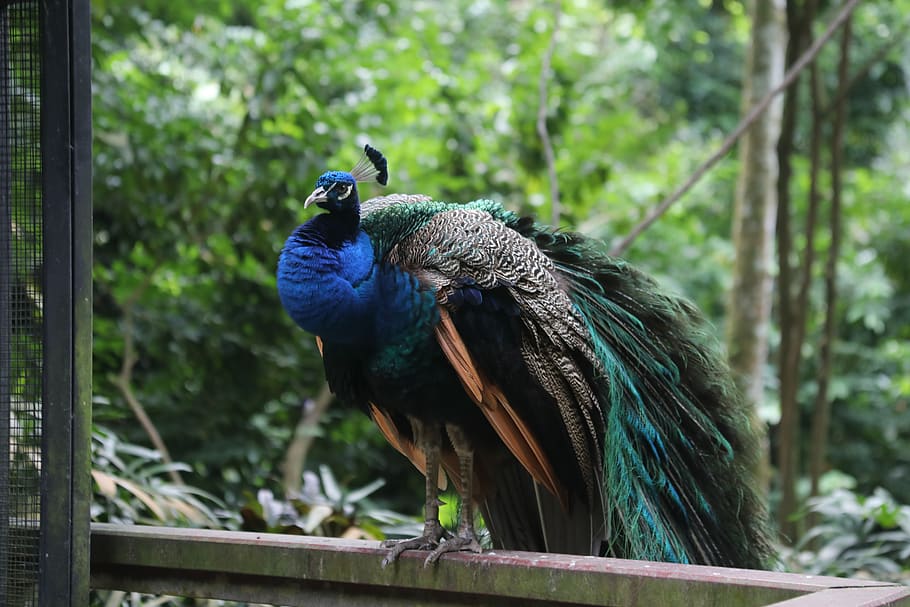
277,145,771,569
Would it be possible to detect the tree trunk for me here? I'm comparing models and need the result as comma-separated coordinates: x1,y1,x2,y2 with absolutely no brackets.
726,0,787,492
809,15,851,508
773,0,803,541
777,0,823,542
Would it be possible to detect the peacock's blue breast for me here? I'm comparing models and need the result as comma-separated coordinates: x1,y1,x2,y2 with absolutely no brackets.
336,231,375,286
278,227,437,347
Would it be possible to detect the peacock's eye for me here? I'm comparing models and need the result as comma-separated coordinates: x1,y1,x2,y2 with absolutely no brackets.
337,183,352,199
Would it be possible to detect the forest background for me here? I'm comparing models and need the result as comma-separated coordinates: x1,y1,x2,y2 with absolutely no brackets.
87,0,910,582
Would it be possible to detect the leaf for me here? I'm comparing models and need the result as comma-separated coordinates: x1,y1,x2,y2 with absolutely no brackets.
163,496,207,525
110,477,167,521
302,504,334,534
319,465,341,503
357,522,385,541
344,478,385,505
341,526,371,540
92,469,119,499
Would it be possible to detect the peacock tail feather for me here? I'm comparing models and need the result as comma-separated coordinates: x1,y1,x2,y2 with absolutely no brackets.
361,195,771,568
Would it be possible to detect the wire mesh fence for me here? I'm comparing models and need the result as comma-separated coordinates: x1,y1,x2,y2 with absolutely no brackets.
1,1,43,605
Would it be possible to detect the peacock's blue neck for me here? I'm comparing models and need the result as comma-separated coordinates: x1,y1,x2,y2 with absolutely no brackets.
277,212,437,347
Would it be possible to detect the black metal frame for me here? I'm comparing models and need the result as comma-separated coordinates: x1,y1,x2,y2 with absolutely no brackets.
37,0,91,604
0,1,90,603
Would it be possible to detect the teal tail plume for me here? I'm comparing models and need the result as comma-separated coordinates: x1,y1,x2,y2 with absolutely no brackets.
516,219,771,568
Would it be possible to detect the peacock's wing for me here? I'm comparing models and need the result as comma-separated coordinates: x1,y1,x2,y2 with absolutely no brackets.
361,193,433,215
360,197,769,566
367,202,608,511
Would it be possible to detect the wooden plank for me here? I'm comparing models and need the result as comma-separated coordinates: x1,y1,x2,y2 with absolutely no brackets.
767,586,910,607
89,524,910,607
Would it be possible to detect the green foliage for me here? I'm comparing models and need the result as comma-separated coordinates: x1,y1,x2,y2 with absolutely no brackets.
89,0,746,509
91,425,232,527
90,425,239,606
89,426,412,606
779,156,910,504
89,0,910,576
92,6,331,499
786,483,910,582
239,465,422,541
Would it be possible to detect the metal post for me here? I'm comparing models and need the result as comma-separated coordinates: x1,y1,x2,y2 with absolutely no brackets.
38,0,91,605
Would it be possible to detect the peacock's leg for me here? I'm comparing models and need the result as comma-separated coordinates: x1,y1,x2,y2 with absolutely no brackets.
424,423,483,565
381,420,451,567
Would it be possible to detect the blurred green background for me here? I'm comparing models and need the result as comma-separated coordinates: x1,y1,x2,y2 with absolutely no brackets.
86,0,910,582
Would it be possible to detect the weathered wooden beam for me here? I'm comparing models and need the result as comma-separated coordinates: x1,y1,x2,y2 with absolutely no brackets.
90,524,910,607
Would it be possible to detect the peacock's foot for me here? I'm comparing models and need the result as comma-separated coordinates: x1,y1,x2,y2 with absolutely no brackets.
380,521,452,567
423,534,483,566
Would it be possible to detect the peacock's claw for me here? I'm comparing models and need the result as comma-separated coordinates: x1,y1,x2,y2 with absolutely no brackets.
423,534,483,567
380,522,453,567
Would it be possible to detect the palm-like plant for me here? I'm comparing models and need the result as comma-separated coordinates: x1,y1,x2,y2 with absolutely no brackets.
787,486,910,582
91,425,232,528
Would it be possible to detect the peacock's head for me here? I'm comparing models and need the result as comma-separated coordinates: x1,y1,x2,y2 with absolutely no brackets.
304,145,388,213
304,171,359,212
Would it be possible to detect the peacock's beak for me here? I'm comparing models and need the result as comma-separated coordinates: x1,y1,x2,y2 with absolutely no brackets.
304,186,327,208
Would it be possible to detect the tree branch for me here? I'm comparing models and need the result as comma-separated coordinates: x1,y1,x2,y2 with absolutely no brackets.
282,382,333,495
110,271,185,486
820,20,907,118
610,0,863,257
537,0,562,227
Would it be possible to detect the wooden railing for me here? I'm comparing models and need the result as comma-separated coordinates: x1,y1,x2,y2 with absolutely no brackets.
90,524,910,607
